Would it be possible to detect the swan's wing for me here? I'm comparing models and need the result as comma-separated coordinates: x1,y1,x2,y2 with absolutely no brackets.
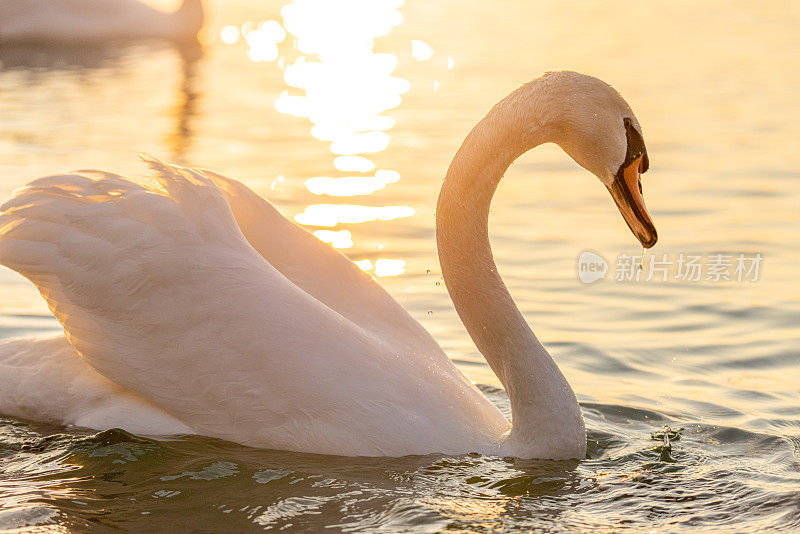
194,165,444,355
0,164,437,451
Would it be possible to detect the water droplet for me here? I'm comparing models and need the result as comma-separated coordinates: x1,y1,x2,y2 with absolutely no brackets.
426,269,431,274
435,281,440,286
427,310,433,315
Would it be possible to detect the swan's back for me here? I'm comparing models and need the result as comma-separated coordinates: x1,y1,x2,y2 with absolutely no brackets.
0,0,202,43
0,161,508,456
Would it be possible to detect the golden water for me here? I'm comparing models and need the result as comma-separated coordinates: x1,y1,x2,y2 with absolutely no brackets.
0,0,799,531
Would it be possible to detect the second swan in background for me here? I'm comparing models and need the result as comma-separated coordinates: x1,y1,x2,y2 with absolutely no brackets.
0,0,203,43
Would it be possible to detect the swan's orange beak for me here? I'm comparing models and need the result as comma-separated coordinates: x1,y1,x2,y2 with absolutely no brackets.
607,154,657,248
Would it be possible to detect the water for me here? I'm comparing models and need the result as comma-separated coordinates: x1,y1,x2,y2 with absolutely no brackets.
1,0,799,531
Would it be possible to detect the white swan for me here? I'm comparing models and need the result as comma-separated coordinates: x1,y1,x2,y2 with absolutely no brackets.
0,71,656,460
0,0,203,43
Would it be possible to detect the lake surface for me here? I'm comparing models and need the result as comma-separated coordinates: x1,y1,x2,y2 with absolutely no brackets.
1,0,799,531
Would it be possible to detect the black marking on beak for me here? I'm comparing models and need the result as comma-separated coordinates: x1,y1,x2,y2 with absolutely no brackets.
621,117,649,174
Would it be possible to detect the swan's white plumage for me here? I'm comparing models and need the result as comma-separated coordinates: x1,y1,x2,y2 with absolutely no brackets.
0,72,652,459
0,0,203,43
0,159,508,456
201,169,451,352
0,336,192,435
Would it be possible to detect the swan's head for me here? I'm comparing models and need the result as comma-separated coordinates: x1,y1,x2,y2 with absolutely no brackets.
533,71,657,248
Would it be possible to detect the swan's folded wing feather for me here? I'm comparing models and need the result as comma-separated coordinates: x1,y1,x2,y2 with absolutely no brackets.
0,165,406,450
194,165,446,356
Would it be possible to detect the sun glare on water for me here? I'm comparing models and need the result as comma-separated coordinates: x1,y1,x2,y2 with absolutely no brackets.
218,0,423,276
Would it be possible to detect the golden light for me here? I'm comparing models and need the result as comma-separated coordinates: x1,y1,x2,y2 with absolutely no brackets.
220,25,240,45
411,39,434,61
266,0,415,268
312,229,354,249
374,258,406,277
354,259,373,271
276,1,410,157
245,21,286,62
293,204,414,227
304,170,399,196
334,155,375,172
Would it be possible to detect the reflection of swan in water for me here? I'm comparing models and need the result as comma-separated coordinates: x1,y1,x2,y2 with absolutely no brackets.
165,44,202,162
0,72,656,460
0,40,203,161
0,0,203,43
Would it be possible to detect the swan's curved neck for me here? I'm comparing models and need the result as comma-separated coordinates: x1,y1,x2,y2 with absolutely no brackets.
436,86,585,457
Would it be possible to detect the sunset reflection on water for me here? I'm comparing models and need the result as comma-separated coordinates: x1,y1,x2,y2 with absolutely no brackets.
0,0,799,530
218,0,419,276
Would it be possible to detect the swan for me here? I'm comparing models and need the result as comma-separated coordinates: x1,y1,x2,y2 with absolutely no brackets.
0,71,656,460
0,0,203,43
